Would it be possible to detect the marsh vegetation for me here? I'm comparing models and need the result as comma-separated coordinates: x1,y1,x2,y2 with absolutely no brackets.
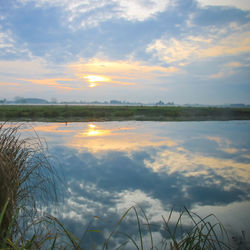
0,105,250,122
0,123,58,247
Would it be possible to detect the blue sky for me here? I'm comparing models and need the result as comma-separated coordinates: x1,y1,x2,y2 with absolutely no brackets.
0,0,250,104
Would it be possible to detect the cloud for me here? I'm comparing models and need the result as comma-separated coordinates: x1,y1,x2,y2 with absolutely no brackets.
145,148,250,181
0,31,14,48
71,123,178,152
0,82,21,86
19,78,78,90
225,62,243,68
0,30,16,55
0,20,33,58
25,122,178,153
146,23,250,65
0,59,83,93
113,0,171,21
16,0,172,29
196,0,250,11
69,58,178,87
83,75,135,88
26,120,250,238
0,57,177,91
0,59,52,76
209,59,250,79
209,70,233,79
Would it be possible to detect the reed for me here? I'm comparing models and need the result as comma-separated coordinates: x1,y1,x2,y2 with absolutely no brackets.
102,206,231,249
0,203,234,249
0,123,58,247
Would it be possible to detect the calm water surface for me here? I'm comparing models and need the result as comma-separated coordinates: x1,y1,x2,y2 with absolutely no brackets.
24,121,250,247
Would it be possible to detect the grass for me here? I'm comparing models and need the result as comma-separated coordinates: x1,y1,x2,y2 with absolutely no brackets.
101,206,231,249
1,202,233,249
0,122,236,249
0,105,250,122
0,123,58,247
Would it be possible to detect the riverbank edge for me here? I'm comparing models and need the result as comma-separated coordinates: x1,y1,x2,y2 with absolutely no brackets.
0,105,250,122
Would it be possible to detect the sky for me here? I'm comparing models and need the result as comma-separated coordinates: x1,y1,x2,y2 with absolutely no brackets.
0,0,250,104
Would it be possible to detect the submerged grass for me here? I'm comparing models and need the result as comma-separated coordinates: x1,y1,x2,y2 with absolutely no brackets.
0,123,235,249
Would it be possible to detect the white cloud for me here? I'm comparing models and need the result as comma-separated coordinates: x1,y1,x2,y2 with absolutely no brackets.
113,0,170,21
146,23,250,65
16,0,171,28
196,0,250,11
0,24,33,58
0,31,15,52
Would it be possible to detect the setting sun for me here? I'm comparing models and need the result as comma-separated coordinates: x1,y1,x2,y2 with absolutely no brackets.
84,75,110,82
83,75,110,87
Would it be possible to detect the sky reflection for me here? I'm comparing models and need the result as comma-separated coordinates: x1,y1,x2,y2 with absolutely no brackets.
22,121,250,246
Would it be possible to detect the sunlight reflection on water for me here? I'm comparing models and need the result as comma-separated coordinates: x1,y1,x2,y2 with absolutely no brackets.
20,121,250,247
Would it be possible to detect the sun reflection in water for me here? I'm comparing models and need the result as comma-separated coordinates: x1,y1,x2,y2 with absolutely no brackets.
83,123,110,137
88,124,96,129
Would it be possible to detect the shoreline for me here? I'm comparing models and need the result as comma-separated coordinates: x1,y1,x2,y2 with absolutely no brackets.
0,105,250,122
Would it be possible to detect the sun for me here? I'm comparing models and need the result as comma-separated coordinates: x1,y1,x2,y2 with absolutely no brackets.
83,75,110,87
84,75,109,82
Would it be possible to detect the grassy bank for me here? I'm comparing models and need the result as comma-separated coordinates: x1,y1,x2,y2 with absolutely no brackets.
0,105,250,122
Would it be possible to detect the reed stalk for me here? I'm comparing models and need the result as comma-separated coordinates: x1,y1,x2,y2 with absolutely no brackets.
0,123,58,246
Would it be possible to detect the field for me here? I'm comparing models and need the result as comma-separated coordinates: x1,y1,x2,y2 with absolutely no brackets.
0,105,250,122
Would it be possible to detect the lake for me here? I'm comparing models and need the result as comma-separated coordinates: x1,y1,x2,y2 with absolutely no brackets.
22,121,250,248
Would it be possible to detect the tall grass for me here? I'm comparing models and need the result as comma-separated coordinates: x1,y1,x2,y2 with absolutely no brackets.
0,123,58,246
101,206,231,250
0,202,234,249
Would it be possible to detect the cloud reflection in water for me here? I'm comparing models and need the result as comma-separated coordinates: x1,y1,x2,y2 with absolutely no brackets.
24,121,250,245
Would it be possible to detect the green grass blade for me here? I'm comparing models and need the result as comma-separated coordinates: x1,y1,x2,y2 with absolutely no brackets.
132,206,143,250
103,206,134,250
139,205,154,249
87,230,101,233
117,232,140,250
1,204,20,249
116,240,129,249
50,234,57,250
47,215,80,249
24,234,36,249
173,210,184,237
162,214,177,247
0,199,9,227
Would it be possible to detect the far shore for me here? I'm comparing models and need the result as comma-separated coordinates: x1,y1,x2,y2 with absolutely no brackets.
0,105,250,122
